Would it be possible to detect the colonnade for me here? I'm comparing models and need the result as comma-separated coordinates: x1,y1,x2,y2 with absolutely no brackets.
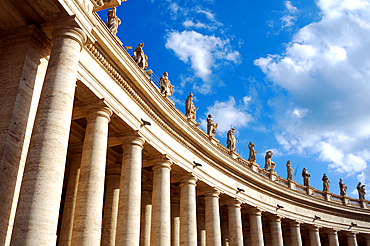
1,17,370,246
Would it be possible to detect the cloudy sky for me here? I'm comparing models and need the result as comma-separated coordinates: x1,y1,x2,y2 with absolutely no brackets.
98,0,370,198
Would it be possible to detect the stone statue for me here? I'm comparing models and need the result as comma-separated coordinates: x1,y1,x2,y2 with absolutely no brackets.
107,7,121,35
248,142,258,162
132,43,148,70
206,114,218,137
159,72,174,97
185,92,198,120
286,160,293,180
226,128,237,152
264,151,276,171
339,178,347,196
302,168,310,187
357,182,366,200
322,173,330,192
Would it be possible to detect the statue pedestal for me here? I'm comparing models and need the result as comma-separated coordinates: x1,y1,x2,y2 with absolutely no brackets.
187,118,200,127
359,200,367,209
208,136,219,145
249,162,259,172
287,180,296,190
342,196,349,205
229,151,239,159
269,171,277,181
306,187,314,195
323,191,332,201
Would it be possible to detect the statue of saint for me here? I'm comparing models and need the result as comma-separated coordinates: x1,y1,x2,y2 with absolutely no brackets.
132,43,147,70
206,114,218,137
302,168,310,187
286,160,293,180
357,182,366,200
227,128,237,152
248,142,258,162
107,7,121,35
264,151,276,171
339,178,347,196
185,92,198,120
159,72,174,97
322,173,330,192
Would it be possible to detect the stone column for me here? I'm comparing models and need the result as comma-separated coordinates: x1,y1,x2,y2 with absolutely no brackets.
115,133,145,245
309,226,321,246
197,197,206,246
58,144,83,246
71,105,112,246
10,20,86,245
171,192,180,246
140,181,152,246
249,208,264,246
204,188,222,246
289,221,302,246
269,215,284,246
101,163,121,246
227,199,244,246
150,156,172,246
346,232,358,246
180,174,198,246
327,230,339,246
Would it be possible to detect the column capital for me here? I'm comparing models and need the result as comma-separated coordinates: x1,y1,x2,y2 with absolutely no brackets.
119,131,145,148
345,231,358,236
268,214,283,222
226,198,242,208
86,105,113,122
202,187,221,198
247,207,263,216
289,220,303,227
308,225,321,231
151,154,172,171
180,173,197,186
325,229,339,235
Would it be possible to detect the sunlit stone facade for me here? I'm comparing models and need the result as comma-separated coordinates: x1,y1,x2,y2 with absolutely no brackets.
0,0,369,245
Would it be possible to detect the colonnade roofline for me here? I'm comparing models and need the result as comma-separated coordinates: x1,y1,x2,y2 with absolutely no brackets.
76,12,370,221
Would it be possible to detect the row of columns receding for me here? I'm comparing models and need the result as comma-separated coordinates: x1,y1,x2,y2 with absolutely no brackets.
4,21,369,246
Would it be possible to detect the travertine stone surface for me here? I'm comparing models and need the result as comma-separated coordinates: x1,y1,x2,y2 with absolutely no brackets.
289,221,302,246
180,175,198,246
140,181,152,246
309,226,321,246
10,22,86,246
71,106,112,246
150,157,172,246
101,163,121,246
0,25,49,246
249,208,264,246
197,198,206,246
269,215,284,246
204,188,222,246
346,232,358,246
115,133,145,245
172,194,180,246
59,144,83,246
227,199,243,246
327,230,339,246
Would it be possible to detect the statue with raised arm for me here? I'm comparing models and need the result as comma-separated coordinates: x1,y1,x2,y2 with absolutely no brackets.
264,151,276,171
132,43,147,69
248,142,258,162
159,72,174,97
286,160,293,180
357,182,366,200
185,92,198,120
302,168,310,187
322,173,330,192
207,114,218,137
227,128,237,152
339,178,347,196
107,7,121,35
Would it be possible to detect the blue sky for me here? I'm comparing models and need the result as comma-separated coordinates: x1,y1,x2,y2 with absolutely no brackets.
98,0,370,198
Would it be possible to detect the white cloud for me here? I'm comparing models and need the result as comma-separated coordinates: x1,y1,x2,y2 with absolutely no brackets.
183,20,207,29
255,0,370,181
281,15,297,29
166,30,240,94
285,1,298,13
199,97,252,135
